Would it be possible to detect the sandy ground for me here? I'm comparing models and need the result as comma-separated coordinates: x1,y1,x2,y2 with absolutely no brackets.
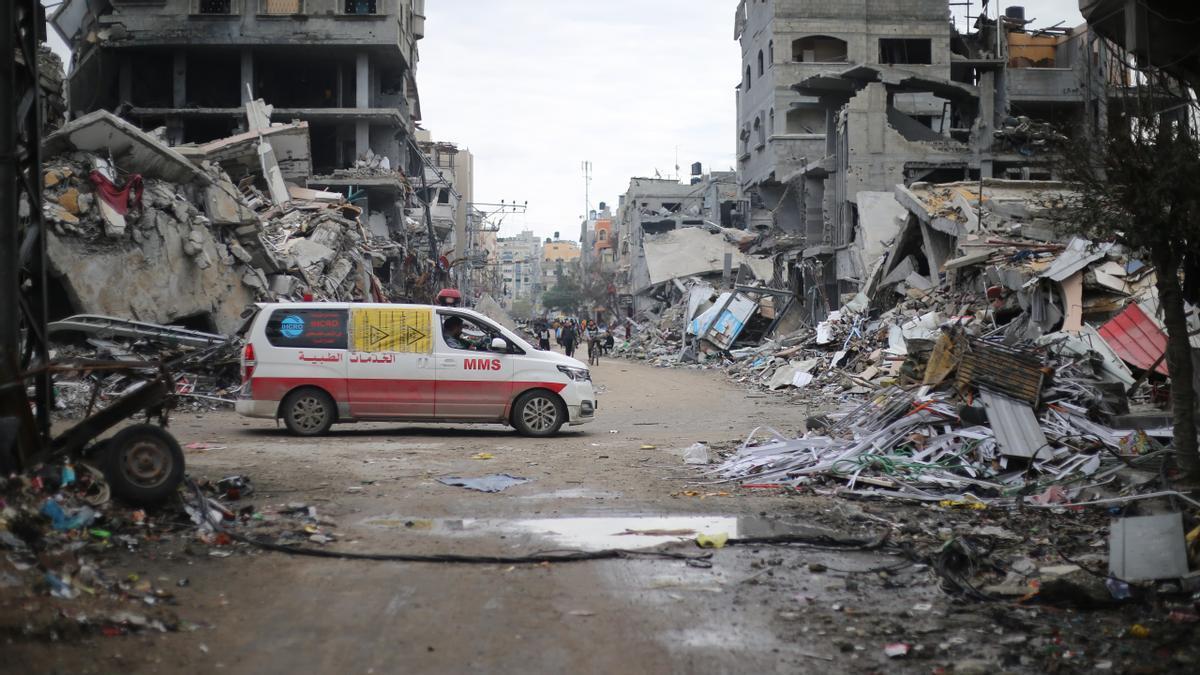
4,355,1184,674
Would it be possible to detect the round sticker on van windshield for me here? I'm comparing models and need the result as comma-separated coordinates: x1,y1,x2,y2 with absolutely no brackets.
280,314,305,339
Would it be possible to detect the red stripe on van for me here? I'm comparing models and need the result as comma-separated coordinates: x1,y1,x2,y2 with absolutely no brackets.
251,378,566,404
252,377,350,404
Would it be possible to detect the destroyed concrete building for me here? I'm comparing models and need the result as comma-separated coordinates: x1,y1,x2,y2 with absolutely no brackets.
735,1,1113,320
734,0,953,234
50,2,437,282
614,173,746,314
32,1,464,333
51,0,425,165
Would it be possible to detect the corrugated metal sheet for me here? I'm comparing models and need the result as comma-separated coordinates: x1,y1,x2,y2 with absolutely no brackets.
1039,237,1112,282
1097,303,1169,375
980,389,1048,459
957,340,1045,404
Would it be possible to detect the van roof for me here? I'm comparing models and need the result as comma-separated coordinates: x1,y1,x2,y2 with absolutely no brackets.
254,302,492,320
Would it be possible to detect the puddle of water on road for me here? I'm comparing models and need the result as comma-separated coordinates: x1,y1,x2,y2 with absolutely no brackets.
516,488,622,500
358,514,823,551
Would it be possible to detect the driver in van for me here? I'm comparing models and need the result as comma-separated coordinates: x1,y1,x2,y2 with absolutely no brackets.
442,316,482,351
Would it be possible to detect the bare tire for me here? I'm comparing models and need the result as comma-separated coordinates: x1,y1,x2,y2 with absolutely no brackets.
282,388,336,437
101,424,185,506
512,390,566,437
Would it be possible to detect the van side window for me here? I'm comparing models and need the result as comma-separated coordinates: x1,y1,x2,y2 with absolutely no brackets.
265,309,348,349
440,315,494,352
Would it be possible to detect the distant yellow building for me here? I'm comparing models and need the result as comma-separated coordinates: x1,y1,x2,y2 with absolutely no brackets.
542,240,581,289
543,240,581,264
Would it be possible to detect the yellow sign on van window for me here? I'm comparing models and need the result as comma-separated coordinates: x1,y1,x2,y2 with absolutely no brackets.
350,308,433,354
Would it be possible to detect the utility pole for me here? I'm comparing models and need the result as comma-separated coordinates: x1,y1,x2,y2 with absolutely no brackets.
581,161,592,217
1,0,51,469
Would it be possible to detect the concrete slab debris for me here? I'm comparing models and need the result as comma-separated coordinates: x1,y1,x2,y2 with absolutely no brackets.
642,227,771,288
1109,513,1189,582
43,110,207,184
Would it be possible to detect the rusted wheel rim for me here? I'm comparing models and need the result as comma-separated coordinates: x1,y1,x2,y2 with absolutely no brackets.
121,438,172,488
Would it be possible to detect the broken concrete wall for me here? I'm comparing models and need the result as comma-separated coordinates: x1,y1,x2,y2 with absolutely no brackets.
842,83,968,201
46,211,256,335
853,191,906,270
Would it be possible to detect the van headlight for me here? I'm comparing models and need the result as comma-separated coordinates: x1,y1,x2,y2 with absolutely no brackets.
557,365,591,382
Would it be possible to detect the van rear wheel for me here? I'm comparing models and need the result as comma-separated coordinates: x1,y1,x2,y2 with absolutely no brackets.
512,390,566,437
282,388,336,437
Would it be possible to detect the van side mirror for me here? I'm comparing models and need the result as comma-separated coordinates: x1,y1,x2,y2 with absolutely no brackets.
490,337,508,352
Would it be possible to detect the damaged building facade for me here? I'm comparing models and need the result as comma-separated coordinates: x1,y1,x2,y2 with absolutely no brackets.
54,0,425,168
52,1,438,280
735,0,1110,319
35,0,468,334
613,172,744,314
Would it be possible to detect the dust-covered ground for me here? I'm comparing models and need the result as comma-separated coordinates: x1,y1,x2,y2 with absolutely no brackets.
3,355,1197,674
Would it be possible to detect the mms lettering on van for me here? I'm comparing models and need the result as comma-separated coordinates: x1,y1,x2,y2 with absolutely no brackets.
280,315,305,338
464,358,502,371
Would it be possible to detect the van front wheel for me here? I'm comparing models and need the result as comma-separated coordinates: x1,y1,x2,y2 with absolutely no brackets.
512,390,566,437
282,388,336,436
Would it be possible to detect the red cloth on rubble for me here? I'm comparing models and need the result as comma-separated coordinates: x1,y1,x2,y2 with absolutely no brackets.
88,171,144,215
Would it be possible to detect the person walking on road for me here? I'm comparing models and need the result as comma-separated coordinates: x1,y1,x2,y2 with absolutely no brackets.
585,321,601,366
537,323,552,351
561,320,578,359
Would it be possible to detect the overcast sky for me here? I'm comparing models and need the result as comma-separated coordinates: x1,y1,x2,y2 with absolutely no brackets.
43,0,1085,242
420,0,1084,240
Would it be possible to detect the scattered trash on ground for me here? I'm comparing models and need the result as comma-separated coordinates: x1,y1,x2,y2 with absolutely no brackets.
437,474,531,493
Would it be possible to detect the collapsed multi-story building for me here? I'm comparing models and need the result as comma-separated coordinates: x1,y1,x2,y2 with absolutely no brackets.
613,171,749,313
52,0,427,240
735,0,1111,319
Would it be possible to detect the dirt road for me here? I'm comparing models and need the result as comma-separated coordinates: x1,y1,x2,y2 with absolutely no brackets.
7,356,1163,674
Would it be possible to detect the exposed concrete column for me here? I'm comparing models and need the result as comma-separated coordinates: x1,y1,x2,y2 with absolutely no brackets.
978,71,996,179
355,52,370,108
169,51,187,144
240,49,254,104
172,51,187,108
355,52,370,160
825,105,837,157
118,56,133,104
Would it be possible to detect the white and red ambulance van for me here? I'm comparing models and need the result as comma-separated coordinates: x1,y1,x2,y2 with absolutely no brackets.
235,303,596,436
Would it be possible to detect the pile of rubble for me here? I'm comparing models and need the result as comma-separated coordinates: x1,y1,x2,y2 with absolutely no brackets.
38,102,440,338
44,315,242,416
617,179,1200,504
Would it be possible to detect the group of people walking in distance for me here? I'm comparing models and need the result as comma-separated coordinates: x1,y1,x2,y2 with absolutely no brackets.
534,318,617,366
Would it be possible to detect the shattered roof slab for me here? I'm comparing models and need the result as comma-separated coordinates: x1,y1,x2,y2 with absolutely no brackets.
43,110,208,184
177,122,312,181
896,179,1076,238
641,227,772,289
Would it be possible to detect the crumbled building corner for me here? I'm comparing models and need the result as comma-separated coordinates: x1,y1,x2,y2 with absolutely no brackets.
35,102,410,334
